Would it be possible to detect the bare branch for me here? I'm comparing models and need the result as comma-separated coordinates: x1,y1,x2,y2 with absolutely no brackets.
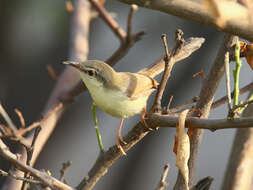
127,4,138,39
148,113,253,131
88,0,126,41
60,161,72,183
0,139,74,190
2,0,92,189
14,109,25,128
0,169,42,185
212,81,253,109
0,103,17,131
152,31,184,112
224,52,232,111
139,37,205,78
119,0,253,41
174,34,237,189
155,164,170,190
222,93,253,190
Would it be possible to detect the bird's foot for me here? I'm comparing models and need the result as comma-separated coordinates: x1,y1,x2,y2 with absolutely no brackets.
141,107,153,131
117,138,127,155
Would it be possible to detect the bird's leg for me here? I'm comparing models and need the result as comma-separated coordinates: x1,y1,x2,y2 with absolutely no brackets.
117,118,127,155
141,107,153,130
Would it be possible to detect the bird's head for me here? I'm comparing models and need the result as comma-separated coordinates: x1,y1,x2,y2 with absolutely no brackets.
63,60,116,88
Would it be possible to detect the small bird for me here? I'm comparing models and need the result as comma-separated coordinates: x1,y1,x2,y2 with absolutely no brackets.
63,60,158,154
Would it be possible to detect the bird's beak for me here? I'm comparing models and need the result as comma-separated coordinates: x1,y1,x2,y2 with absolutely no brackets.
62,61,82,70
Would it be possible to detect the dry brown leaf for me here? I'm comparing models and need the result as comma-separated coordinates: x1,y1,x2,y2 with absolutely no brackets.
240,42,253,70
203,0,248,28
176,109,190,190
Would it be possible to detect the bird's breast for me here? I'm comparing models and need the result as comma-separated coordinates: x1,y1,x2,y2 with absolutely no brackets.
87,85,148,118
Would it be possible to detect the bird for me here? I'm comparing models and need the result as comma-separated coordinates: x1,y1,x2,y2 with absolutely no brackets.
63,60,158,154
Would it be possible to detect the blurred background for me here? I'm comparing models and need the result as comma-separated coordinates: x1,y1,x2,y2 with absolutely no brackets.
0,0,252,189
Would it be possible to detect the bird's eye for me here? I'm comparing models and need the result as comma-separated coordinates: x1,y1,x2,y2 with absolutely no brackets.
88,70,95,76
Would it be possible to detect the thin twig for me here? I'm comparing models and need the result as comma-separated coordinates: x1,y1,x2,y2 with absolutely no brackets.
88,0,126,41
167,96,199,114
21,126,42,190
212,81,253,109
155,164,170,190
152,33,170,111
166,95,174,112
152,30,185,112
0,169,42,185
233,99,253,111
127,4,138,39
14,109,25,128
28,127,42,166
0,104,32,148
0,139,74,190
224,52,232,110
60,160,72,183
0,104,17,131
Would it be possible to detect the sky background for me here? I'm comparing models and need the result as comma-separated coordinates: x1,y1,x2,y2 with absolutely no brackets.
0,0,252,189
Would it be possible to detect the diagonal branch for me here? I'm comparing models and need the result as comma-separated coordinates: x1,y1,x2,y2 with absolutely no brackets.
0,139,74,190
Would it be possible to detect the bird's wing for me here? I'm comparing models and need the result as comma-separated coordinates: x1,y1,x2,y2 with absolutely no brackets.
115,72,158,99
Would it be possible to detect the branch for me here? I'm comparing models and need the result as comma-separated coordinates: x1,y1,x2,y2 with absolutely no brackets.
139,37,205,78
0,169,42,185
89,0,126,41
155,164,170,190
152,31,184,112
174,34,237,189
148,113,253,131
60,160,72,183
221,92,253,190
119,0,253,41
2,0,92,189
0,139,74,190
212,81,253,109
